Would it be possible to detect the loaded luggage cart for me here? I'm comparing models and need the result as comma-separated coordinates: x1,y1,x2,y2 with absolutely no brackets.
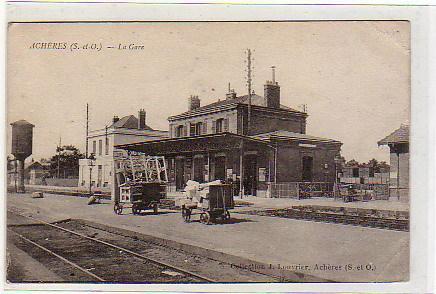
113,153,168,215
178,180,234,224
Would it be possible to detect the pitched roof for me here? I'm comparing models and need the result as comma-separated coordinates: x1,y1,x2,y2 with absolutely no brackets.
25,161,46,170
169,93,304,120
250,130,342,145
378,124,410,145
110,115,152,130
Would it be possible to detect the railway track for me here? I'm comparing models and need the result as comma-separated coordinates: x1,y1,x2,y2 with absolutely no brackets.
8,210,321,283
239,208,409,231
8,212,213,283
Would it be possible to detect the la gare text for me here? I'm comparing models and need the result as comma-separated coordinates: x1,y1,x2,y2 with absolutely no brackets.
29,42,145,50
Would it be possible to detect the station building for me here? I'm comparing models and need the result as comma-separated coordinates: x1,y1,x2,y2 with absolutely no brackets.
117,79,342,197
78,110,168,190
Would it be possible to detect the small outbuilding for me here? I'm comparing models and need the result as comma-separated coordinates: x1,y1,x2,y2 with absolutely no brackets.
378,124,409,202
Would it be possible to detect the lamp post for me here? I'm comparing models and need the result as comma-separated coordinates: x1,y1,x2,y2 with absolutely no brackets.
88,157,95,196
323,163,329,182
334,156,342,199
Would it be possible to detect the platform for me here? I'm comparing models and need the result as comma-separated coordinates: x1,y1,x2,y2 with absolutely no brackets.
231,195,409,212
6,192,409,283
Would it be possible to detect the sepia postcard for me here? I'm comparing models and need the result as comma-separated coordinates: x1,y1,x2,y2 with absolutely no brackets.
3,2,434,294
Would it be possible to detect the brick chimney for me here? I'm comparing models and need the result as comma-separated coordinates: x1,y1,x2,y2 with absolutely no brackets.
226,89,237,100
138,109,146,129
112,116,120,124
264,81,280,109
188,95,201,111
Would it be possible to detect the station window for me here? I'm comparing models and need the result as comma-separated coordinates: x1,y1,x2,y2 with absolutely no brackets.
105,137,109,155
175,125,184,137
216,119,224,133
190,123,196,136
92,141,97,155
195,122,204,136
98,140,103,155
190,122,204,136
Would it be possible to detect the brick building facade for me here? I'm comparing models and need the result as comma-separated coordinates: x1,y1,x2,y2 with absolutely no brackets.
117,79,342,197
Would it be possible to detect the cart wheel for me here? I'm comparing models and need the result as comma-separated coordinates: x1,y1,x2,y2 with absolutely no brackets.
200,212,211,224
221,210,231,222
182,207,191,222
153,203,158,214
132,204,139,214
114,203,123,215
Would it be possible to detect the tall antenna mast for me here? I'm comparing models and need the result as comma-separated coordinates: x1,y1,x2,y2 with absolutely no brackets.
247,49,252,135
85,103,89,158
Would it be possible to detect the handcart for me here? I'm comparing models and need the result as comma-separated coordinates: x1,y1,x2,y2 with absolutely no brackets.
113,153,168,215
178,180,234,224
114,182,166,215
338,184,360,203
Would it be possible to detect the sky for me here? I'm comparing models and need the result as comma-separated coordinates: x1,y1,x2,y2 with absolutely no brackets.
7,21,410,163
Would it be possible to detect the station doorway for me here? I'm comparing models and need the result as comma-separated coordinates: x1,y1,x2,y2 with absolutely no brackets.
175,158,185,190
214,156,226,181
193,156,204,183
244,154,257,196
302,156,313,182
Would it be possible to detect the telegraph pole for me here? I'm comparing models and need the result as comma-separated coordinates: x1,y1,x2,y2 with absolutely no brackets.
85,103,89,158
246,49,252,135
105,125,108,155
57,136,61,178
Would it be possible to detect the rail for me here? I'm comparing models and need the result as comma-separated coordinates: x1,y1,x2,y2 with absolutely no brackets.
10,211,216,283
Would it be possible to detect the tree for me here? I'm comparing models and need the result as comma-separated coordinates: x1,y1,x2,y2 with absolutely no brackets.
335,155,346,166
365,158,377,171
365,158,390,173
345,159,360,167
49,145,84,178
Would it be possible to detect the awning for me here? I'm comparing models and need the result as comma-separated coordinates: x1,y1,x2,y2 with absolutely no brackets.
115,132,272,156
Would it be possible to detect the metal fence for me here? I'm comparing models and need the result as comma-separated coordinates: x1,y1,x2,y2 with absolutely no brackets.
268,182,300,198
268,182,389,200
298,182,335,198
268,182,334,199
341,183,390,201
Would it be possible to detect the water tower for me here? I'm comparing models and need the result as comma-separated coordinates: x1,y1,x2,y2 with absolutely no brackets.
10,120,34,193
